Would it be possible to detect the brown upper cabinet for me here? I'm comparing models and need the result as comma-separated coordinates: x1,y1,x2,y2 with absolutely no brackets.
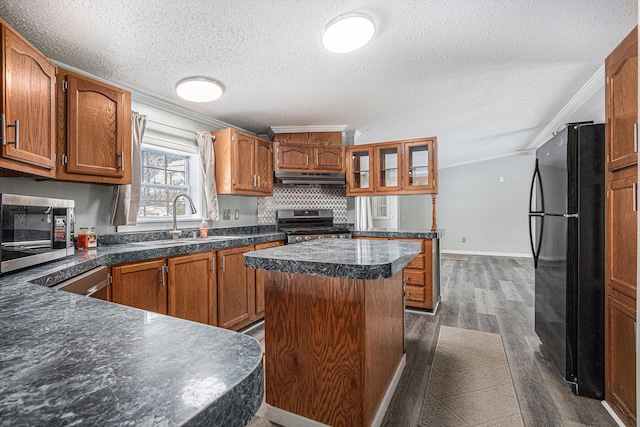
0,19,57,178
212,128,273,196
56,68,132,184
274,143,344,172
346,137,438,196
272,131,342,146
272,131,344,172
606,26,638,172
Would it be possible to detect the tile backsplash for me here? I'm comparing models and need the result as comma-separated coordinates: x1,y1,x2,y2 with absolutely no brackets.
257,185,347,224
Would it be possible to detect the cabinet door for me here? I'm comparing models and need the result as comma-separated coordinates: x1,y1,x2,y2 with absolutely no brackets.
233,133,257,191
112,259,167,314
607,170,638,298
606,27,638,171
254,241,284,318
256,138,273,194
374,143,402,193
276,144,311,170
168,251,216,325
59,70,131,183
606,289,637,426
1,25,56,175
217,245,255,330
403,139,437,193
346,146,374,195
314,146,343,171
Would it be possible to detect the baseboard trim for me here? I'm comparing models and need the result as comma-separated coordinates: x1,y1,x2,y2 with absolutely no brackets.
601,401,626,427
442,250,532,258
371,354,406,427
267,354,407,427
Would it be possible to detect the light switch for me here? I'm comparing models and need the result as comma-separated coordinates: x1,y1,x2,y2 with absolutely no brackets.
234,210,240,220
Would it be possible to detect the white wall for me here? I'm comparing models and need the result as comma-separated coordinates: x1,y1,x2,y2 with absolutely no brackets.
435,153,536,256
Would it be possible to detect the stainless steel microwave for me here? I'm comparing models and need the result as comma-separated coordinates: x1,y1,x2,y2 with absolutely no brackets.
0,194,75,274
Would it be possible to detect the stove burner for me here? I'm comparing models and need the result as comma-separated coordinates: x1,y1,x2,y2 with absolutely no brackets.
276,209,351,244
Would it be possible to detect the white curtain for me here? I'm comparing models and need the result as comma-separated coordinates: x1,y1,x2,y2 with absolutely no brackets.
356,196,373,229
196,131,219,221
111,111,146,226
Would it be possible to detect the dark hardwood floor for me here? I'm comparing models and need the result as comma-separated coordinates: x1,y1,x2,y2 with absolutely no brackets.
246,255,616,426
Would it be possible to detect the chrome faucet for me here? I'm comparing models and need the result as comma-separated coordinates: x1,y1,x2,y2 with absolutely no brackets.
169,193,197,240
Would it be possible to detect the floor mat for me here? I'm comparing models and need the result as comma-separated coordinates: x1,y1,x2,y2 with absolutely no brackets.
418,326,524,427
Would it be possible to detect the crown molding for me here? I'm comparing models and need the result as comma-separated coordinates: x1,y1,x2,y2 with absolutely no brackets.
269,125,347,133
526,64,605,149
52,60,245,133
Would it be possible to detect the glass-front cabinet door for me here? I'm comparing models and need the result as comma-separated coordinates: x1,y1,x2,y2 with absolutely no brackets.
346,146,373,195
374,143,402,193
403,138,437,193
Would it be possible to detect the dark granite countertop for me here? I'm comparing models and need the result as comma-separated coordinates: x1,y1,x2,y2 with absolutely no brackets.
244,239,421,280
0,232,285,427
351,228,444,239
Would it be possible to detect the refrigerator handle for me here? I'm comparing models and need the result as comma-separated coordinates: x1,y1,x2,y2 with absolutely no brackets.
529,159,544,214
528,214,543,269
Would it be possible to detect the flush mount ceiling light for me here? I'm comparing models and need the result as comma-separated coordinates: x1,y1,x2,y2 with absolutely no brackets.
175,77,224,102
321,12,375,53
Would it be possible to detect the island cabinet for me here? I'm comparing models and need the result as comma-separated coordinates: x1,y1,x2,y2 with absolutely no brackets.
0,19,57,178
254,241,284,317
56,67,132,184
605,26,638,427
244,239,420,427
346,137,438,196
212,128,273,195
111,259,168,314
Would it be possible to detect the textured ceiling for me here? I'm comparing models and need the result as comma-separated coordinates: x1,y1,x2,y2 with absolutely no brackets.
0,1,637,167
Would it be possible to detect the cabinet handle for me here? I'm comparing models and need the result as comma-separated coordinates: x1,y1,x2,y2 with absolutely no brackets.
634,183,638,212
253,174,257,187
315,154,319,166
306,154,309,166
211,256,216,273
6,118,19,149
160,265,168,286
258,175,261,188
119,150,125,171
0,114,5,146
222,255,225,272
634,123,639,153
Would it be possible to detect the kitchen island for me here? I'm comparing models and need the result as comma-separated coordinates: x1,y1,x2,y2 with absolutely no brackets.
244,239,421,427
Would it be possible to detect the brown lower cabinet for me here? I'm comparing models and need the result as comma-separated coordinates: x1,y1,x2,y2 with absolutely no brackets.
111,259,168,314
110,241,283,331
168,251,216,325
217,241,284,330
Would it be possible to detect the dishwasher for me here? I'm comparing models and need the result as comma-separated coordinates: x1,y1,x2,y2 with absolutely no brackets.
53,266,110,301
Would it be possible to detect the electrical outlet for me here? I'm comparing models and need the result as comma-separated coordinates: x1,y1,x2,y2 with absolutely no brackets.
222,209,230,220
234,210,240,220
462,238,466,243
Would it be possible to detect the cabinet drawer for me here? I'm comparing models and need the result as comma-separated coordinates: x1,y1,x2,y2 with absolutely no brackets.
406,254,425,270
404,270,424,287
406,285,425,302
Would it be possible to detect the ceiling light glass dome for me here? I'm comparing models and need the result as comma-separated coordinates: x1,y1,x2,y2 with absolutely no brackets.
322,13,375,54
175,77,224,102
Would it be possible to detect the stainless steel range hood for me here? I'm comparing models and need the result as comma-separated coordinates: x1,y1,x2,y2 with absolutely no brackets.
274,171,346,186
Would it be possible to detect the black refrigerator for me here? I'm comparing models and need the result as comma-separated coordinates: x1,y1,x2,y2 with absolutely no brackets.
528,122,605,399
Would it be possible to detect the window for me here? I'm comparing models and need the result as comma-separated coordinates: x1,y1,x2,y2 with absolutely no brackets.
136,142,201,222
372,196,389,219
